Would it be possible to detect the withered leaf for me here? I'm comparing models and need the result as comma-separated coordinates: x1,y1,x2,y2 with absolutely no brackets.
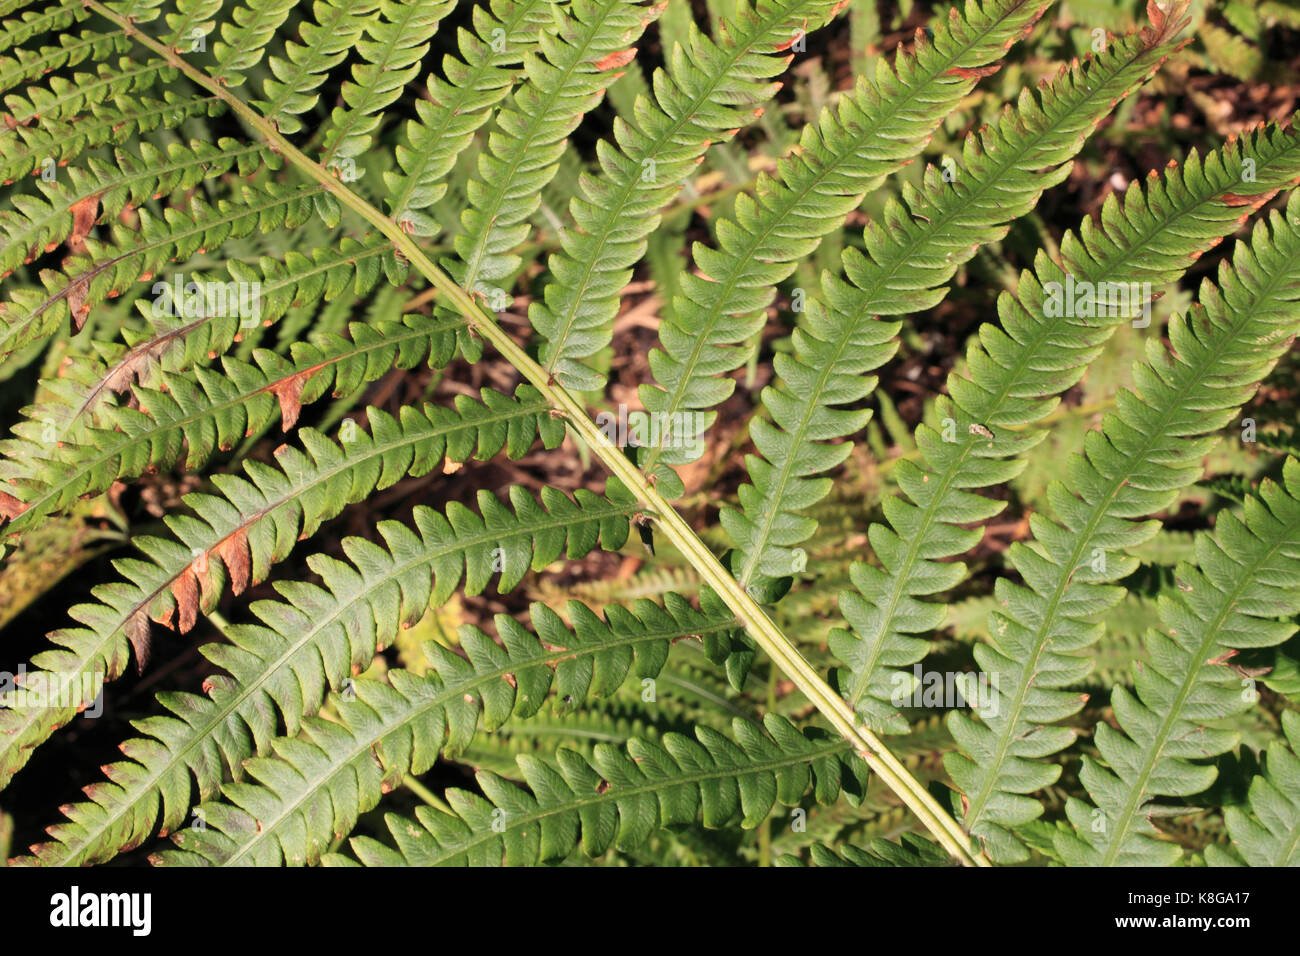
0,490,28,520
593,48,636,71
945,63,1001,80
75,336,175,421
1221,190,1277,208
216,529,252,596
269,370,313,430
66,275,92,331
172,566,200,633
67,194,102,255
125,610,152,674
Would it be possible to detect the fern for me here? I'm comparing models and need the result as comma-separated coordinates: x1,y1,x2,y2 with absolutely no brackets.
951,190,1300,861
638,0,1050,498
17,588,729,865
4,0,1297,872
302,712,856,867
0,309,458,533
1056,458,1300,865
777,832,951,866
318,1,457,165
829,114,1300,736
440,0,661,297
530,0,847,390
0,138,269,281
722,13,1187,588
1207,711,1300,867
0,180,320,360
0,394,573,786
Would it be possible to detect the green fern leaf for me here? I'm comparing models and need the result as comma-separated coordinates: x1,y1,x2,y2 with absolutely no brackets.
383,0,561,230
0,395,576,789
0,90,223,184
15,578,709,866
1208,711,1300,866
722,15,1186,586
0,180,319,361
828,116,1300,739
255,0,380,137
0,310,464,535
950,193,1300,862
318,0,457,164
155,699,856,866
444,0,662,296
777,832,951,866
636,0,1050,498
530,0,847,390
1056,458,1300,865
0,138,268,281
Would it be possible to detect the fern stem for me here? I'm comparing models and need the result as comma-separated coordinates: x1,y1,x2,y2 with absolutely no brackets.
402,775,453,815
92,0,984,867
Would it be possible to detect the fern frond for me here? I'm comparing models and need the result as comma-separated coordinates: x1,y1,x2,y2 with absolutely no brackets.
0,0,91,59
951,192,1300,858
950,193,1300,861
344,715,856,867
828,115,1300,738
0,310,460,535
636,0,1050,497
0,396,577,790
454,704,677,778
1055,458,1300,865
0,138,269,281
16,575,707,867
777,832,950,866
206,0,297,89
444,0,662,295
530,0,846,390
318,0,457,165
254,0,380,137
156,697,855,866
0,1,219,144
382,0,560,231
0,90,223,184
723,11,1186,585
0,21,131,96
1,54,173,128
1207,711,1300,866
92,235,393,401
0,180,318,361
